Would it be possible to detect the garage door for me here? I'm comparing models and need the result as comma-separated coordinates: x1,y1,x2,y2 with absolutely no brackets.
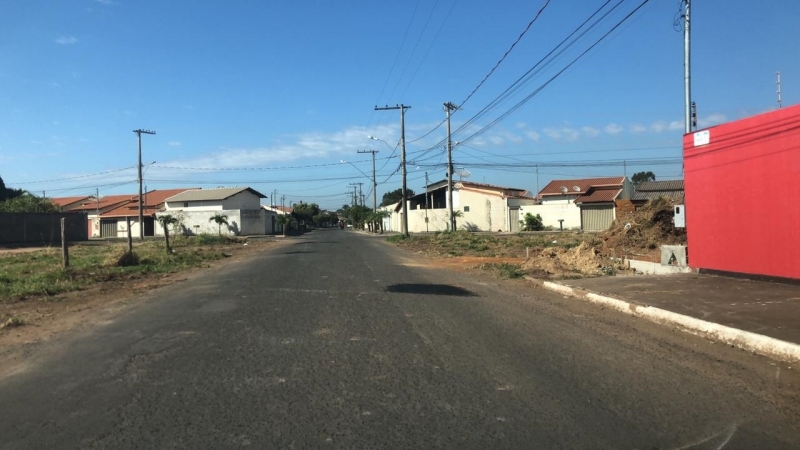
509,208,520,232
580,205,614,231
100,219,118,238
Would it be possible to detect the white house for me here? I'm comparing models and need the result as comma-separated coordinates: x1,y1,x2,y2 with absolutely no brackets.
386,180,537,233
157,187,268,236
525,177,632,231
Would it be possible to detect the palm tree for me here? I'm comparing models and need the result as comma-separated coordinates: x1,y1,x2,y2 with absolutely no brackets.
157,214,179,254
275,214,293,236
374,210,391,234
449,210,464,231
209,213,229,236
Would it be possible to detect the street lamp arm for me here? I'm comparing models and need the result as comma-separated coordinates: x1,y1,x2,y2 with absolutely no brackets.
367,136,396,151
341,160,370,179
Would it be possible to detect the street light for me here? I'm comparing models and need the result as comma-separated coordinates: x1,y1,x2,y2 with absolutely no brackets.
340,160,371,179
367,135,396,152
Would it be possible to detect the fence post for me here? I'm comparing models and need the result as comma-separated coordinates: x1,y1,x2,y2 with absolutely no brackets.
126,217,133,253
61,218,69,269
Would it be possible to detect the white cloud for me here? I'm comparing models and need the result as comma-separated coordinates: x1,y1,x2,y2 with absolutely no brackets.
604,123,623,135
668,121,683,131
524,130,540,141
95,0,113,4
489,135,505,145
515,122,528,130
651,121,668,133
543,126,579,141
698,113,726,128
629,123,647,134
55,36,78,45
501,130,522,144
581,126,599,137
50,82,60,88
168,141,182,147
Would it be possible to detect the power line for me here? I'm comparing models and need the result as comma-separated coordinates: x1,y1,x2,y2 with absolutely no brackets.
8,166,137,185
458,0,652,145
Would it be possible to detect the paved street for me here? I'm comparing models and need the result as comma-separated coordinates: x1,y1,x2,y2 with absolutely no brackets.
1,229,798,449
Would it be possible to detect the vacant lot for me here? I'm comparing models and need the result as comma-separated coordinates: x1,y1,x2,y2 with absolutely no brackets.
0,235,277,334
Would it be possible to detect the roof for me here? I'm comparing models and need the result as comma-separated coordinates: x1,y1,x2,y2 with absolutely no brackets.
101,188,197,218
539,177,625,196
426,179,527,193
51,196,93,208
262,205,292,214
165,187,266,202
575,187,623,204
69,194,136,213
631,180,685,202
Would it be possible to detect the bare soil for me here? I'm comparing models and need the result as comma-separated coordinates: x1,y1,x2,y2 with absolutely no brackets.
0,239,290,349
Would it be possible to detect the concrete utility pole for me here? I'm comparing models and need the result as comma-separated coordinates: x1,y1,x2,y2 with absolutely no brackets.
424,171,429,233
374,104,411,237
133,129,156,240
683,0,691,134
349,182,364,206
777,71,782,108
358,150,379,212
444,102,458,231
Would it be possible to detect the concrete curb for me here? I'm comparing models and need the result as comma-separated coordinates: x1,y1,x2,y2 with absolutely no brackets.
525,276,800,363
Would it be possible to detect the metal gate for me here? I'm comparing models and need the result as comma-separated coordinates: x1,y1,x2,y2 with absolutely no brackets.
100,219,118,238
580,204,614,231
509,208,520,232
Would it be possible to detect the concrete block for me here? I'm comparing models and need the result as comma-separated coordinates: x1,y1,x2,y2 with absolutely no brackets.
661,245,688,267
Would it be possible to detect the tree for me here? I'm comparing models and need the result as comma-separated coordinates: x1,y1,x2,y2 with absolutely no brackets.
449,210,463,231
0,193,58,213
631,171,656,186
157,214,179,254
373,210,391,234
520,213,544,231
275,214,293,236
209,213,229,236
0,175,24,202
380,188,415,207
292,201,321,229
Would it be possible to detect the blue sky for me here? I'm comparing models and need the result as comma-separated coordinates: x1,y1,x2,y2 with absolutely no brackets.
1,0,798,210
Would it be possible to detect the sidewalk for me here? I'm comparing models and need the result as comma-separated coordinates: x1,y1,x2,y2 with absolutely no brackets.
532,273,800,362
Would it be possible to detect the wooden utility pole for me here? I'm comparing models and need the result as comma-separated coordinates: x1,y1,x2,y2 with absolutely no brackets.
133,129,156,240
444,102,458,231
375,104,411,237
61,218,69,269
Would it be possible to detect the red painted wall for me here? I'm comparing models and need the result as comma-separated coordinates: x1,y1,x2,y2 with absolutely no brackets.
683,104,800,280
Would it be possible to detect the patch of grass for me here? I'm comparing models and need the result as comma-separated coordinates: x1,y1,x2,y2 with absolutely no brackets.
1,316,25,329
192,234,242,245
0,240,240,303
479,262,525,279
385,234,410,243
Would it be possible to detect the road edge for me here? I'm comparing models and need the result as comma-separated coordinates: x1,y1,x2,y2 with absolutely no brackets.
524,276,800,363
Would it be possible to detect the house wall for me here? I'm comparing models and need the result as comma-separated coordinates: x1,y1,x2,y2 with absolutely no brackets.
222,192,262,210
520,203,581,229
165,200,223,211
540,194,579,205
154,209,267,236
683,103,800,280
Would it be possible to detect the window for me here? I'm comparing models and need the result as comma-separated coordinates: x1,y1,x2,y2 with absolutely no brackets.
183,202,189,207
463,206,470,212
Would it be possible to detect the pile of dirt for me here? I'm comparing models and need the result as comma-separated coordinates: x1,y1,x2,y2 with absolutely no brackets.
522,241,620,279
599,198,686,255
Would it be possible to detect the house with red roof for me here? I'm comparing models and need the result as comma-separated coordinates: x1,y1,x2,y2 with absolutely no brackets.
531,177,633,231
97,188,196,238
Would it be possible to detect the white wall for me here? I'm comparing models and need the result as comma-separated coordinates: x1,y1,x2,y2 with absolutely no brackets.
540,194,579,205
520,203,581,230
155,209,267,236
165,200,223,211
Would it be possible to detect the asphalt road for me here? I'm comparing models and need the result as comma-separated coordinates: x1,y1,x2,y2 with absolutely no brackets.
1,229,798,449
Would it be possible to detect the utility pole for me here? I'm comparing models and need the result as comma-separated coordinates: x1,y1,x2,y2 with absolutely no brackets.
358,149,379,212
444,102,458,231
683,0,691,134
777,71,782,108
535,165,540,198
375,104,411,237
424,171,429,233
95,188,100,216
133,129,156,240
349,182,364,206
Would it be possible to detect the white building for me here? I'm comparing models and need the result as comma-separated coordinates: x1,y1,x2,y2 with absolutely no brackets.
157,187,269,236
526,177,633,231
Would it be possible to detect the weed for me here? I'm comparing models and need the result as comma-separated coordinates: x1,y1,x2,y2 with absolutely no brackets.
385,234,409,243
480,263,524,279
1,316,24,329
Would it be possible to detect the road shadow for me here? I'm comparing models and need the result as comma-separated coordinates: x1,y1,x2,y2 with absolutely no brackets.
384,283,478,297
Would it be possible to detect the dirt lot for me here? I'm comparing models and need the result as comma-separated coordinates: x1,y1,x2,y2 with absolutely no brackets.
387,199,686,280
0,236,287,347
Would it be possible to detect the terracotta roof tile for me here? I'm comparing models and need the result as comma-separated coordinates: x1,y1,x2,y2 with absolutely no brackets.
539,177,625,196
575,188,622,203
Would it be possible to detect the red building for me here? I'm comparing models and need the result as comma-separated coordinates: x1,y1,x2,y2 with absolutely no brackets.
683,104,800,280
